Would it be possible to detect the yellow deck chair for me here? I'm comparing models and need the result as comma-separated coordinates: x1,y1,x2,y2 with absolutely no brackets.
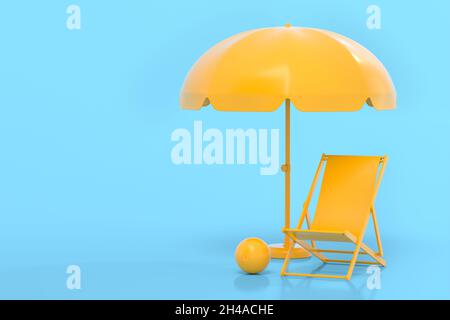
281,154,387,280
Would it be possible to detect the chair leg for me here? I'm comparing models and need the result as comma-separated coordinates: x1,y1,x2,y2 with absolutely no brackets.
371,207,384,256
280,240,294,276
345,243,362,280
360,242,387,267
285,233,328,263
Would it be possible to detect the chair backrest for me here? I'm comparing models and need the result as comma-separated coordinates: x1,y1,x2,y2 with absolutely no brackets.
311,155,384,238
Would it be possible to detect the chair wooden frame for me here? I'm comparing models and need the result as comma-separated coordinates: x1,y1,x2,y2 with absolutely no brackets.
280,154,387,280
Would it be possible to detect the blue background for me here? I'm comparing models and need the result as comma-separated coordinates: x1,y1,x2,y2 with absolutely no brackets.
0,0,449,299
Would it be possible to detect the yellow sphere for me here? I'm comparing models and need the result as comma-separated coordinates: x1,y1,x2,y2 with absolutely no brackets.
235,238,270,274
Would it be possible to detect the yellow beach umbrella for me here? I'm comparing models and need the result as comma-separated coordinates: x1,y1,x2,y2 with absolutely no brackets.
180,24,396,259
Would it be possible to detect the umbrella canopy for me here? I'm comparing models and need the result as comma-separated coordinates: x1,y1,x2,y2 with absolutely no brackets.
181,25,396,112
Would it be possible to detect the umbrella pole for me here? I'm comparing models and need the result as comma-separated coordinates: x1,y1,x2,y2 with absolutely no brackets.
269,99,311,259
284,99,291,246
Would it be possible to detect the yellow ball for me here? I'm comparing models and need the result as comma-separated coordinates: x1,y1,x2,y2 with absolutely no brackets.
235,238,270,274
